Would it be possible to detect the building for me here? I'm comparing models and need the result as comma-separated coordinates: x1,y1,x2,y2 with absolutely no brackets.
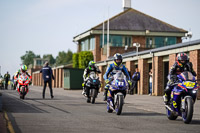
96,39,200,99
72,1,200,99
73,7,187,62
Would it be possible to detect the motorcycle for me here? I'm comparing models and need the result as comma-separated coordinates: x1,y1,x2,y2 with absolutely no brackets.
17,73,31,99
107,71,128,115
165,71,199,124
85,72,101,104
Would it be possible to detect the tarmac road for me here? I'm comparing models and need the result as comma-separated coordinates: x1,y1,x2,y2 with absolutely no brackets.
1,86,200,133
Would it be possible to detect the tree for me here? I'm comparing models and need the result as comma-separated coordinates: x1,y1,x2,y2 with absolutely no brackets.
43,54,55,66
21,51,40,67
55,50,73,66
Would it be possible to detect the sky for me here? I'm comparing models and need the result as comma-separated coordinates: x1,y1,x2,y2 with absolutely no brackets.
0,0,200,76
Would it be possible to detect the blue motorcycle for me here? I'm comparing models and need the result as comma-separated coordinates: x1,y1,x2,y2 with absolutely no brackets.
107,72,128,115
165,71,199,124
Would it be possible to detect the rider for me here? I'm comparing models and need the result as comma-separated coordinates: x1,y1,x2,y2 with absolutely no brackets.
4,71,10,89
15,65,32,86
82,61,101,100
103,53,132,101
163,52,196,105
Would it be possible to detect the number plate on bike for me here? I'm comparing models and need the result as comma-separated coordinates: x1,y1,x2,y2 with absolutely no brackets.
183,81,195,89
118,82,124,86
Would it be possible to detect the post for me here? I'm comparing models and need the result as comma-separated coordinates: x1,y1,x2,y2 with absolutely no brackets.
107,7,110,59
102,19,104,48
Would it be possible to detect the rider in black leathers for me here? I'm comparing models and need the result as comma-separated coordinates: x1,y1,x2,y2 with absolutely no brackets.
82,61,101,102
163,52,196,105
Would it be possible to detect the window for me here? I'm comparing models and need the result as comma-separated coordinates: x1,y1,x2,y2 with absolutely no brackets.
81,41,85,51
146,37,176,48
81,38,89,51
100,35,132,47
124,36,132,47
90,37,95,50
36,60,42,66
100,35,108,48
111,35,123,47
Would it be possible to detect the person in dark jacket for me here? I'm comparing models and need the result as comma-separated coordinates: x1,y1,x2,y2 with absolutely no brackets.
163,52,196,105
130,68,140,95
40,61,54,99
4,71,10,89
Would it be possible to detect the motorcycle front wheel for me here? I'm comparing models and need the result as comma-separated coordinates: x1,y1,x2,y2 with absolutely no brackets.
91,89,98,104
182,97,193,124
115,95,124,115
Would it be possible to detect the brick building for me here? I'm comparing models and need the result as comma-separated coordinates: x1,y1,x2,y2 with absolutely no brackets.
73,8,187,62
96,39,200,99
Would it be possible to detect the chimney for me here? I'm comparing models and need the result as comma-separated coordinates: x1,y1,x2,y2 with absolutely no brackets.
123,0,131,11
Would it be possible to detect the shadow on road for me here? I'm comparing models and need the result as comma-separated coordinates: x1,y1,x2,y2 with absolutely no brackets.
26,98,60,100
122,112,165,116
31,100,71,114
93,102,106,105
190,120,200,125
2,94,47,113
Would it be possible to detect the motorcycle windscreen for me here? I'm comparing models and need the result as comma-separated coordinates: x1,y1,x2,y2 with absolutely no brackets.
179,71,195,81
89,72,96,79
113,72,125,81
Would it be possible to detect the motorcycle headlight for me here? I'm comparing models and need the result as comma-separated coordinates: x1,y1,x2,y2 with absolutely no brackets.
192,90,197,93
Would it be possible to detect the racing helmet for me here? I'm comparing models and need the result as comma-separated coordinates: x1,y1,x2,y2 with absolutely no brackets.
177,52,188,66
114,53,122,66
88,61,96,70
21,65,27,73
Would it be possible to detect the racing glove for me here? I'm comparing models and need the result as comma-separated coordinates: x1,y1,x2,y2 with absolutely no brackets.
128,80,132,86
105,79,110,84
29,81,32,85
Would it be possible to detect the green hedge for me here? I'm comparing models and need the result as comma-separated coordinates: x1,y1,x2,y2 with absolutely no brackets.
73,53,79,68
73,51,93,69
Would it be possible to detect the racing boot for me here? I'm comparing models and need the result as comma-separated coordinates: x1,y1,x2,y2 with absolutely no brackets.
82,83,86,97
103,89,108,101
87,97,91,103
103,85,109,101
107,97,114,113
163,93,170,105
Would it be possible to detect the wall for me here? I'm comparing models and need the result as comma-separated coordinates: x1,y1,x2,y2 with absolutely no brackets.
189,50,200,99
138,59,149,94
94,35,101,62
132,36,146,48
153,56,164,96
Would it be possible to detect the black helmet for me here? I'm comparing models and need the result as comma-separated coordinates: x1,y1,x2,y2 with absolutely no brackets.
88,61,96,70
177,52,188,66
114,53,122,66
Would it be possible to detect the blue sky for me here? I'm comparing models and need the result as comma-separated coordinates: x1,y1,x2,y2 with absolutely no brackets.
0,0,200,76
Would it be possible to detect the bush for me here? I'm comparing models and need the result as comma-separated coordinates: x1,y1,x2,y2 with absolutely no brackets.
78,51,94,69
72,53,79,68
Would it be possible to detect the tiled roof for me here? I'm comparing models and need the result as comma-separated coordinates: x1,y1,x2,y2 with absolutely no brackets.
92,8,187,33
